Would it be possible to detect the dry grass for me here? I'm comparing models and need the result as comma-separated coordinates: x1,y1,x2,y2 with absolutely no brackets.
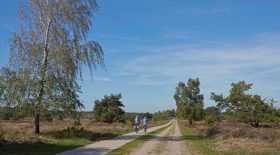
0,117,168,144
183,121,280,154
0,118,131,155
0,116,170,155
0,118,129,143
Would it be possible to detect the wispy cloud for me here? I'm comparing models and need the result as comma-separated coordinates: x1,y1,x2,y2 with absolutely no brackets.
114,34,280,90
162,33,191,40
94,76,111,82
99,34,139,41
177,7,231,16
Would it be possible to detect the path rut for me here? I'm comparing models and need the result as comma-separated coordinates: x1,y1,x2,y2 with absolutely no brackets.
128,120,196,155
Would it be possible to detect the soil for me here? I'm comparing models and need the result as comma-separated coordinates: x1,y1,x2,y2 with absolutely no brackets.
129,120,196,155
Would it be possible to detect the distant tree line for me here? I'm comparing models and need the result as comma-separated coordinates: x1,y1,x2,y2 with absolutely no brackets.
125,109,175,124
92,93,175,124
174,78,280,127
1,92,175,125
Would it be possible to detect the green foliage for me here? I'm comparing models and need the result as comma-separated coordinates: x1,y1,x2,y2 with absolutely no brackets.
46,126,117,141
211,81,280,127
204,106,222,121
0,105,32,120
153,109,175,121
93,94,125,123
0,106,13,120
174,78,204,125
126,112,153,124
1,0,104,134
204,115,215,128
125,110,174,124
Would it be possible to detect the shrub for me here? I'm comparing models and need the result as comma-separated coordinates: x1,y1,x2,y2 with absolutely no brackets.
41,113,53,122
204,115,215,128
93,93,125,123
0,111,11,120
47,126,117,141
204,115,218,136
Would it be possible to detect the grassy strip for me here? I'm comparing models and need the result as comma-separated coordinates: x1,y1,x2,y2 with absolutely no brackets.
107,123,172,155
178,122,221,155
0,138,92,155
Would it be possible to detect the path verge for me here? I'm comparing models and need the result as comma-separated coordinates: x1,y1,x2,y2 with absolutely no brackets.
57,120,173,155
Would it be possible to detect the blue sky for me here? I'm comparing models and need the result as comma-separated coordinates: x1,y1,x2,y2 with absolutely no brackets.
1,0,280,112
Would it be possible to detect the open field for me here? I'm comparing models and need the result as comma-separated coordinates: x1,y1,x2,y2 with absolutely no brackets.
0,117,169,155
179,121,280,155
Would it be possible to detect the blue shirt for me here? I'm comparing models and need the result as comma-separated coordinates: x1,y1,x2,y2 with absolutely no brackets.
135,117,140,124
143,117,148,125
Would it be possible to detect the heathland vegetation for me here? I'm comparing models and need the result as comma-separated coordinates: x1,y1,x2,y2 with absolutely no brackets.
174,78,280,154
0,0,280,155
0,107,174,155
0,0,175,154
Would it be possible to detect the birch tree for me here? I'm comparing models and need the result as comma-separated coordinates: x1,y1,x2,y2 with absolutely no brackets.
8,0,104,134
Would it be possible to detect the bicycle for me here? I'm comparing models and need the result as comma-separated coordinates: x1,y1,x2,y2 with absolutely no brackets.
134,123,139,133
143,124,147,133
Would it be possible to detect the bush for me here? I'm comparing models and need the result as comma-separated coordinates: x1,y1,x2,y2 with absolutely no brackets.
204,115,218,136
56,114,64,120
73,118,82,127
93,94,125,123
47,126,117,141
41,113,53,122
204,115,215,128
0,128,4,139
0,111,11,120
0,107,13,120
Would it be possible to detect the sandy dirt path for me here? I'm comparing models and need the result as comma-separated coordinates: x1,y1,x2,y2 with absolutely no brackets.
129,120,196,155
56,120,173,155
160,120,193,155
129,121,174,155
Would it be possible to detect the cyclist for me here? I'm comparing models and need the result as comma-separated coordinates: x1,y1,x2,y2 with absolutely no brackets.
134,115,140,133
143,116,148,133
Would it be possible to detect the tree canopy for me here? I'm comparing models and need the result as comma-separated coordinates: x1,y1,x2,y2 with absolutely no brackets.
174,78,204,125
93,94,125,123
1,0,104,134
211,81,279,127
